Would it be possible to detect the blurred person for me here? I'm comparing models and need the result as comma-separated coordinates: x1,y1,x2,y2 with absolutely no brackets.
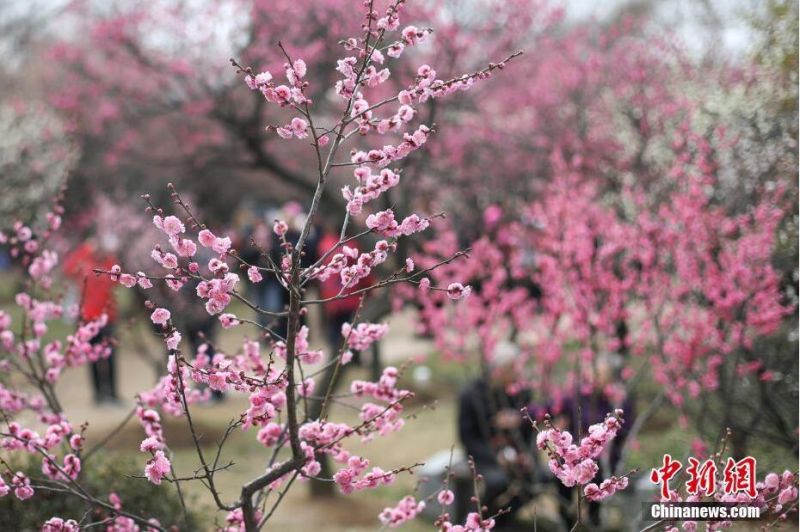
249,206,295,336
63,233,120,405
544,354,634,527
0,243,9,271
315,220,371,361
305,220,374,496
265,202,318,336
170,242,224,401
241,218,281,330
283,201,319,274
550,355,633,472
457,342,535,528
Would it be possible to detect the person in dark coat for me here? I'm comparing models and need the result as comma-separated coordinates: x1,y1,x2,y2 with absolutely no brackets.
458,342,535,528
542,355,635,526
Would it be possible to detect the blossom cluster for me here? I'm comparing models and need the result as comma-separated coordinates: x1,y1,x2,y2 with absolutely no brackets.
275,325,324,365
436,513,496,532
342,167,400,215
0,418,88,504
365,209,429,238
341,321,388,351
1,214,62,287
378,495,426,528
135,404,171,485
351,124,431,166
310,239,392,288
432,483,498,532
536,410,628,500
244,58,310,109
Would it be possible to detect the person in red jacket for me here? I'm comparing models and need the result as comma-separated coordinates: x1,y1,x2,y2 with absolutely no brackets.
315,225,373,362
63,237,119,404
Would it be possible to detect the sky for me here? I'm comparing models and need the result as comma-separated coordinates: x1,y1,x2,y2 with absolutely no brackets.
0,0,762,63
564,0,759,56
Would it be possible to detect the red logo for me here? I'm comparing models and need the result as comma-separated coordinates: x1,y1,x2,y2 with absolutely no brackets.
650,454,682,499
686,457,717,496
723,457,757,498
650,454,758,499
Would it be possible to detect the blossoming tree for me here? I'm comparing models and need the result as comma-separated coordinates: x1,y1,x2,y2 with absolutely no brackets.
405,4,798,524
